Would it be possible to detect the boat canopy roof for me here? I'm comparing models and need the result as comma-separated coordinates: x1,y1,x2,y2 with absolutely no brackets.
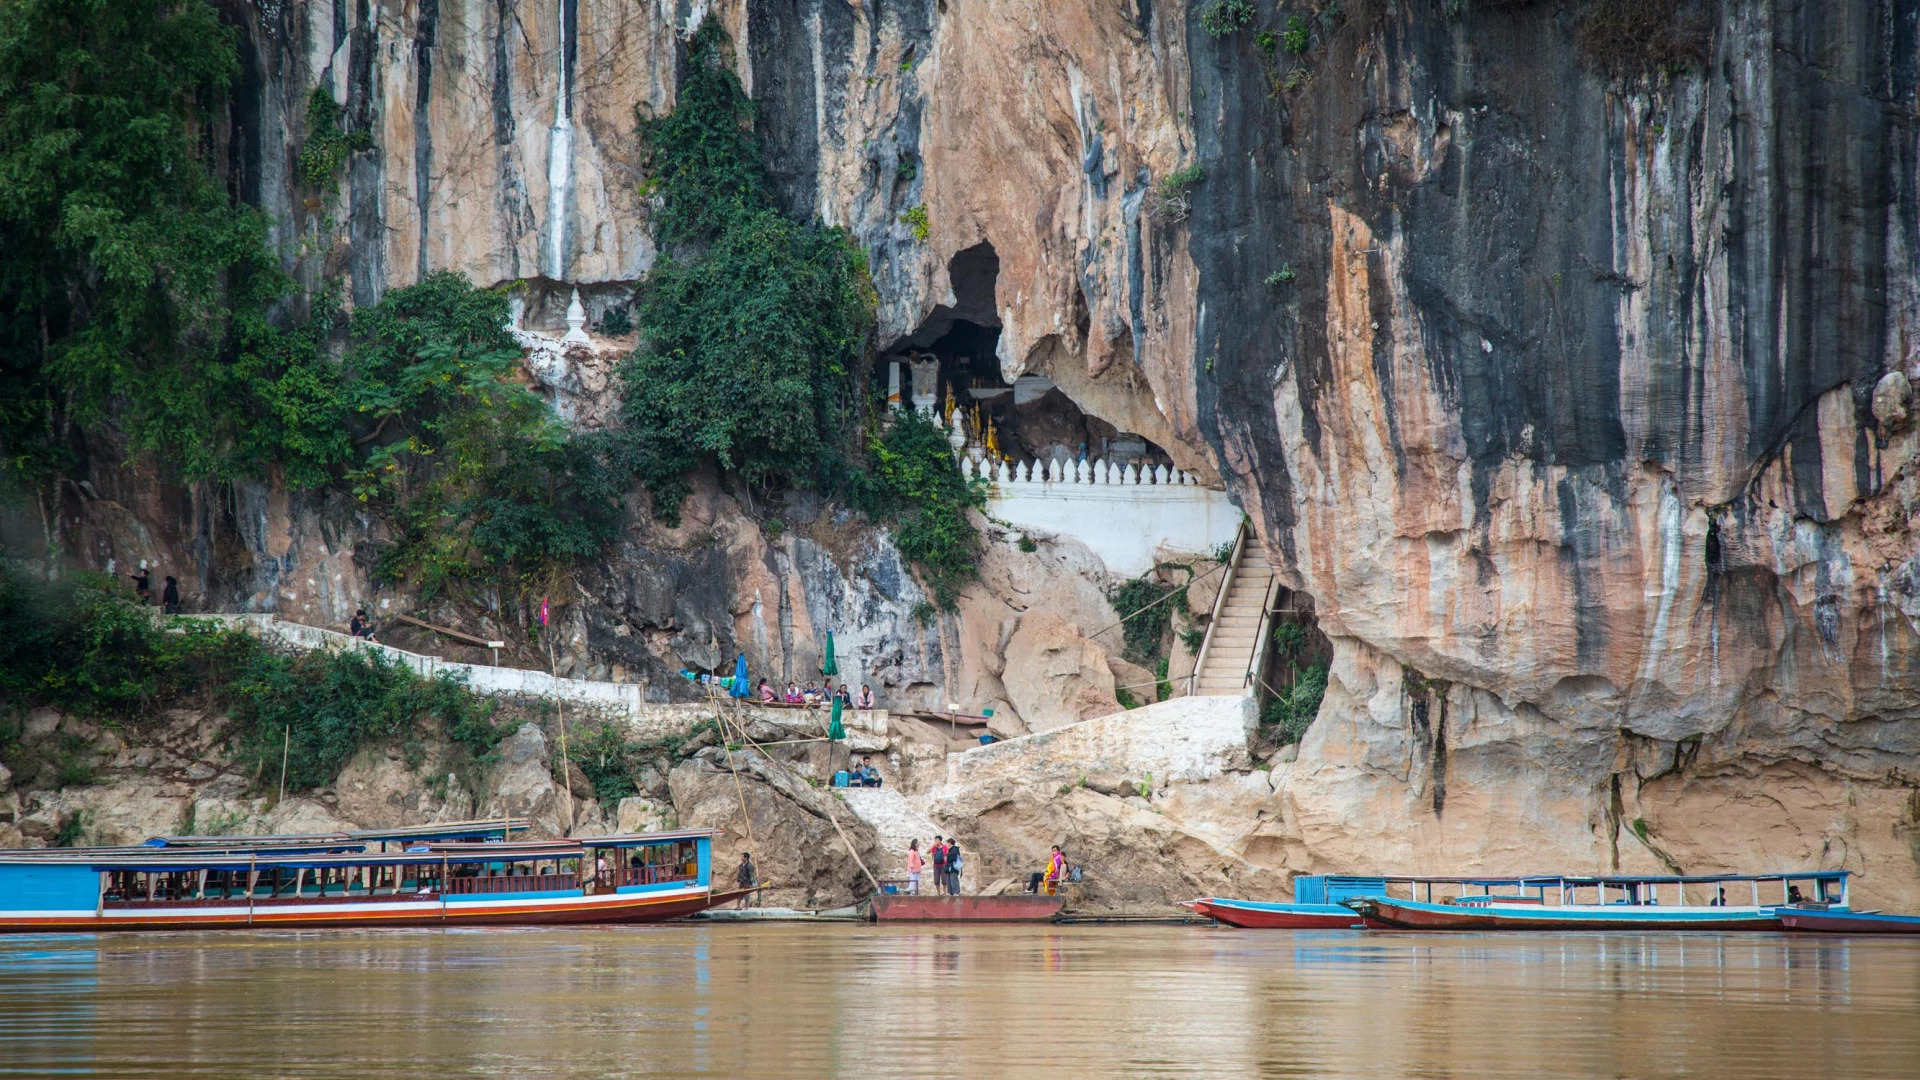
579,830,719,848
1315,871,1850,886
0,827,716,873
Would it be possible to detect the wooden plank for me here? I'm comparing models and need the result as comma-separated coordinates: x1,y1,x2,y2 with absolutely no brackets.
390,612,506,649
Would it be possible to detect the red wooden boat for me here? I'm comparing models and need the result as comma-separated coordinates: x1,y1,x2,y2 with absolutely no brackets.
869,894,1064,921
1778,909,1920,934
1180,897,1369,929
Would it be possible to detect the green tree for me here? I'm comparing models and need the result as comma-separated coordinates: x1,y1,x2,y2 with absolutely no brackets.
0,0,290,485
618,22,874,524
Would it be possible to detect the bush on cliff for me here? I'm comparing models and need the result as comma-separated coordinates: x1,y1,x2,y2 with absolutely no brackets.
846,411,987,608
619,21,874,524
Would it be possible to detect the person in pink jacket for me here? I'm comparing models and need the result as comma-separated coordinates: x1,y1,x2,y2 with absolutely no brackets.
904,839,925,895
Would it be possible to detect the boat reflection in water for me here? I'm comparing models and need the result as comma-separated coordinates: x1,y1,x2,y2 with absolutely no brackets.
0,821,746,933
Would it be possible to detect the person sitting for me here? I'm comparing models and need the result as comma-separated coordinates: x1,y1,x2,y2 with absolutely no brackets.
759,679,775,704
1026,845,1067,894
850,755,883,787
350,608,376,640
784,683,803,704
857,684,875,710
1788,885,1805,906
802,681,821,704
834,683,852,706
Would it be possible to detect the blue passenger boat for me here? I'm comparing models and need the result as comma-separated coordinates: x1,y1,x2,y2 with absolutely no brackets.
0,828,744,933
1346,871,1851,931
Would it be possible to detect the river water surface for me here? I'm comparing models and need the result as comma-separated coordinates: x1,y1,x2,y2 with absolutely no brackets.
2,925,1917,1077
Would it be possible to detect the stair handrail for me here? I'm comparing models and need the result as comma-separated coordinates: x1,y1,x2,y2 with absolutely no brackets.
1243,573,1284,699
1187,519,1248,694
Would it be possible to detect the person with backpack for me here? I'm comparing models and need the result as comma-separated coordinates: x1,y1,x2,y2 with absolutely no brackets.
930,835,948,895
945,838,963,895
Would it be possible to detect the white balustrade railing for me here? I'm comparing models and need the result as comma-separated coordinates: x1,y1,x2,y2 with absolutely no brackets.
964,457,1203,488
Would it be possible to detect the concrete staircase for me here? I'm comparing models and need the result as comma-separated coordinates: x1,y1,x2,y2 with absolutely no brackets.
839,786,942,875
1190,531,1277,697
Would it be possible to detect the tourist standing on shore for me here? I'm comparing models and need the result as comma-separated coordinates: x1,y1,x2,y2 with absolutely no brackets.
945,838,963,895
905,839,924,895
930,835,947,894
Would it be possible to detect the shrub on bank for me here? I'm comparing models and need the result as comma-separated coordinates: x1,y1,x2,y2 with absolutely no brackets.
0,566,508,793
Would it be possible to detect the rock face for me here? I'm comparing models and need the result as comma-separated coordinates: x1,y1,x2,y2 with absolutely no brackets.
18,3,1920,901
668,750,884,908
999,612,1123,732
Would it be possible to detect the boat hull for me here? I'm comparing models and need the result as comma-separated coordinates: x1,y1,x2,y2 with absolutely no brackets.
1183,898,1370,929
1353,897,1783,931
1778,909,1920,934
870,894,1064,922
0,886,746,934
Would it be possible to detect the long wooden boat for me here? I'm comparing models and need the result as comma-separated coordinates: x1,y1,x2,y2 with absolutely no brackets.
1346,871,1853,932
1778,909,1920,934
869,894,1064,921
1182,897,1368,929
0,828,738,933
1183,876,1392,928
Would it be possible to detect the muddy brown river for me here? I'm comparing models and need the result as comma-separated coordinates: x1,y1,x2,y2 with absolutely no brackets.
2,924,1916,1077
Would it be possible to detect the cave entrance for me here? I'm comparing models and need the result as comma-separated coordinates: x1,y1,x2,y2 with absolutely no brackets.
879,242,1175,471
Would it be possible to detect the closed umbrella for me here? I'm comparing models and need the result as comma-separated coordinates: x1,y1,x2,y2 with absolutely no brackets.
821,631,838,679
828,696,846,741
730,653,750,699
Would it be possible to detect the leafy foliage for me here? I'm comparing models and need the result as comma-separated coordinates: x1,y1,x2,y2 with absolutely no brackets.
1108,575,1174,664
1281,14,1311,55
0,564,508,792
900,204,930,242
0,569,238,719
1146,164,1203,225
847,411,986,608
619,22,875,525
1261,663,1327,745
1199,0,1256,39
0,0,292,486
226,644,501,792
297,86,372,187
344,273,622,594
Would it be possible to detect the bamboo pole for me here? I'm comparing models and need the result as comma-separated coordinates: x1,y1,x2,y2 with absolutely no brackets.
277,726,290,806
547,635,574,834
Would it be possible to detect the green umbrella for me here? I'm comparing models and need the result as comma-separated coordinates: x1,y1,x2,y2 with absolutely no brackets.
828,696,846,741
821,631,838,678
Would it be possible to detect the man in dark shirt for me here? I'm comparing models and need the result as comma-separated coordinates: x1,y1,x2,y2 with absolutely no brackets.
735,852,757,909
161,576,180,614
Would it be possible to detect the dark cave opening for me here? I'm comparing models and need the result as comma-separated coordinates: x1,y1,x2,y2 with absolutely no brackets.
877,241,1175,471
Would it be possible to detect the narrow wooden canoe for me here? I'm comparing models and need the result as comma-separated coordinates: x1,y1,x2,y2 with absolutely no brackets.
870,894,1064,922
1778,909,1920,934
1181,898,1369,929
1351,896,1784,931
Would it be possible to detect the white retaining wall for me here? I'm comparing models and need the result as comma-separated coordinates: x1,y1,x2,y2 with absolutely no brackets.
973,457,1241,576
181,614,889,738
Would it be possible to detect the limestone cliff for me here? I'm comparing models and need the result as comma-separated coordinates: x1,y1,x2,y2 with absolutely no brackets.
26,2,1920,902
